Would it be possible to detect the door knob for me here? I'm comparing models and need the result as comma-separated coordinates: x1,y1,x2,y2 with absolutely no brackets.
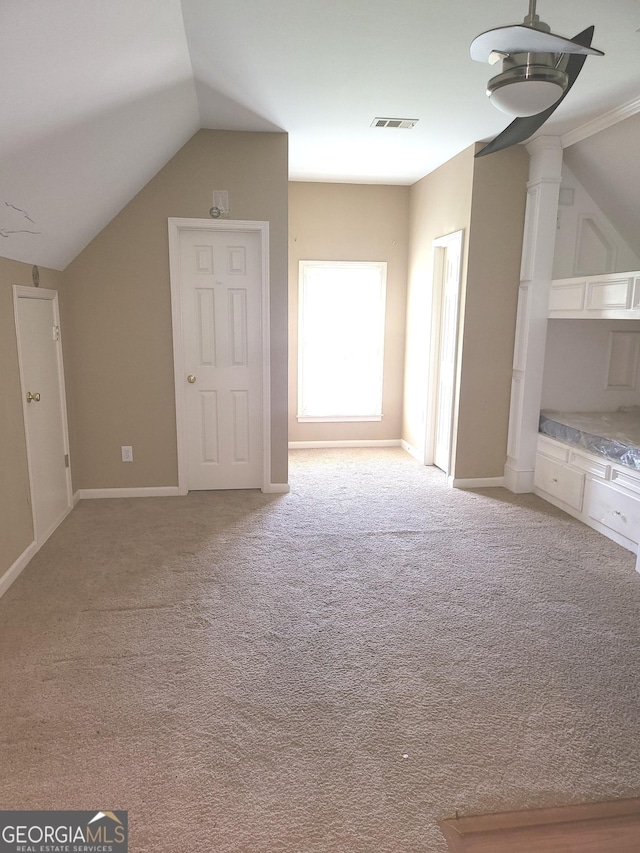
26,391,41,403
187,374,197,384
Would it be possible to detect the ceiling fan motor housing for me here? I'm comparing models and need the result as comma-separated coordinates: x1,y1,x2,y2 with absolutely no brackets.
487,51,569,116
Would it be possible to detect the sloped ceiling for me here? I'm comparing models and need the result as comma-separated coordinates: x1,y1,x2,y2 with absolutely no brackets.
1,0,639,270
0,0,199,270
564,113,640,259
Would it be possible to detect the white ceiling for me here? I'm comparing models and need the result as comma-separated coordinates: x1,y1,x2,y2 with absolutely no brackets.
1,0,640,269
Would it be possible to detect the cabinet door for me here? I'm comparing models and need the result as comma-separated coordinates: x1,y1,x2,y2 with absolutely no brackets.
586,277,633,311
587,480,640,544
534,455,585,511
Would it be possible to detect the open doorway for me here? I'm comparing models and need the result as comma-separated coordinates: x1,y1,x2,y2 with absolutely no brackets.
425,230,464,477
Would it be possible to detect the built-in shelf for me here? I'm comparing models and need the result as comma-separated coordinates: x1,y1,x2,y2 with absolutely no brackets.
549,270,640,319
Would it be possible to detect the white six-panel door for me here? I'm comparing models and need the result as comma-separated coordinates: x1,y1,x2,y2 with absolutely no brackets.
175,225,265,490
14,287,72,544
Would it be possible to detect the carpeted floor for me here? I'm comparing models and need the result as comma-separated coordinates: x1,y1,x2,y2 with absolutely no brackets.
1,448,639,852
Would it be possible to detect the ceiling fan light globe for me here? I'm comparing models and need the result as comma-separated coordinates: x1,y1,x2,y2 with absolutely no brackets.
487,65,568,116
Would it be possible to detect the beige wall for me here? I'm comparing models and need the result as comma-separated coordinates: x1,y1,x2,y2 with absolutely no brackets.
62,130,289,489
403,146,475,457
1,132,526,587
0,259,63,578
454,144,529,479
403,143,528,480
289,182,410,442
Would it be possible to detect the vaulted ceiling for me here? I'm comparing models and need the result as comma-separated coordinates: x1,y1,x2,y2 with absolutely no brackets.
2,0,639,270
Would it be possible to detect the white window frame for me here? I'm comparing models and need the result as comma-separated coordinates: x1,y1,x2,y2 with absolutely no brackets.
297,260,387,423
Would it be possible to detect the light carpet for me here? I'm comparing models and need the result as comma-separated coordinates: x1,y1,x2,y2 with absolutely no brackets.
1,448,639,852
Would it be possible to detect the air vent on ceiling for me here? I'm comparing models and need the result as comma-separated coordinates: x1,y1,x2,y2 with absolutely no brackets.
371,117,418,129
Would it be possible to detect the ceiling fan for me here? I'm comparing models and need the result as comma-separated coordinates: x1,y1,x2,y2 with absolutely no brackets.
470,0,604,157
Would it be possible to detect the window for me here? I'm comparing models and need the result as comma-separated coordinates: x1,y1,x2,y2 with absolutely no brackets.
298,261,387,422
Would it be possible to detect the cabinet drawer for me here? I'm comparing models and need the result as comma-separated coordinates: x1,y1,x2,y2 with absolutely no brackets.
611,468,640,496
569,451,609,479
538,436,569,462
534,455,585,510
587,480,640,543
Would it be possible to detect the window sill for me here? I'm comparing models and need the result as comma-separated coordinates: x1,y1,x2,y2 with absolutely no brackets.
297,415,383,423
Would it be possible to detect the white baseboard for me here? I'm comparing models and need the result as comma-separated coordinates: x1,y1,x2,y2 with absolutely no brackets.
503,462,535,494
1,498,77,600
289,439,401,449
450,476,505,489
37,501,75,549
76,486,181,499
400,440,423,462
78,485,290,498
0,540,37,599
262,483,290,494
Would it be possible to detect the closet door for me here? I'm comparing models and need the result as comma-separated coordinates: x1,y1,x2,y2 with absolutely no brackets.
14,287,72,544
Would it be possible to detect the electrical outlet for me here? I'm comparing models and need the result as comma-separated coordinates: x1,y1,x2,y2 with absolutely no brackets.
121,445,133,462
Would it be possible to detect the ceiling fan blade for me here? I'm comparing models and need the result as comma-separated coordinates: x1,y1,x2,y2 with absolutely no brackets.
475,26,594,158
470,24,603,62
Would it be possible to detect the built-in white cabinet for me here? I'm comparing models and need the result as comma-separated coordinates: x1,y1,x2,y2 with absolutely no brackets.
528,268,640,570
534,451,585,511
587,478,640,543
549,270,640,318
535,435,640,571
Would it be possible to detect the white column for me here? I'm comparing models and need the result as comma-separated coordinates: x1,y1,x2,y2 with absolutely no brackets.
504,137,563,493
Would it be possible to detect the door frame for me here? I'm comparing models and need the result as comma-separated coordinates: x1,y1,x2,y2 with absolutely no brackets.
168,218,271,494
424,230,464,477
13,285,73,546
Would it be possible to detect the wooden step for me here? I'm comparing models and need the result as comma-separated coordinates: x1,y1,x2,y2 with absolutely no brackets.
439,797,640,852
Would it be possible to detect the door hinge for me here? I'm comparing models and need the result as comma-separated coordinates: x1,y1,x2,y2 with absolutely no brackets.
53,325,60,341
64,454,70,468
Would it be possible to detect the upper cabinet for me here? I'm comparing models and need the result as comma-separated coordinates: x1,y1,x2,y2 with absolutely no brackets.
549,271,640,319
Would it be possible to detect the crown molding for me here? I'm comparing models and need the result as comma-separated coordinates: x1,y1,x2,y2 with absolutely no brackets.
561,95,640,148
